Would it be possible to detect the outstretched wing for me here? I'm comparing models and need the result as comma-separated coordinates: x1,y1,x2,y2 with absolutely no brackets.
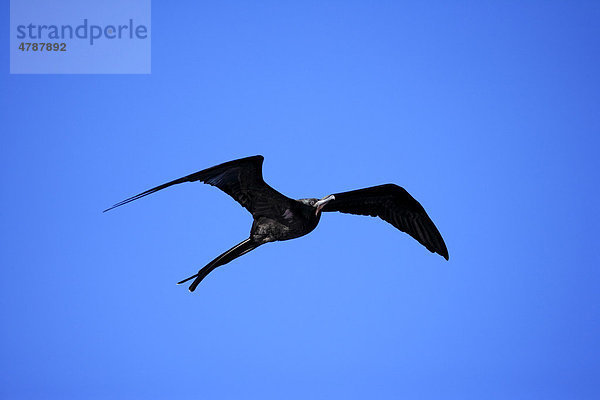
322,184,449,260
103,155,292,217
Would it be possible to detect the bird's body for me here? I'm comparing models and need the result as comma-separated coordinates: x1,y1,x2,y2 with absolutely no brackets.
248,199,320,243
104,155,448,291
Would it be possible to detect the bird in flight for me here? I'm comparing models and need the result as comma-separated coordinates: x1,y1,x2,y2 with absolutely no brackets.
104,155,448,292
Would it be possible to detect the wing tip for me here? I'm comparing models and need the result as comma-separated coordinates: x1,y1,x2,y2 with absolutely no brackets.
436,245,449,261
102,202,127,213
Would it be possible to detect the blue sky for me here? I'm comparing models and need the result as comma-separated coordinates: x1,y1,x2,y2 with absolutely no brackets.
1,2,599,399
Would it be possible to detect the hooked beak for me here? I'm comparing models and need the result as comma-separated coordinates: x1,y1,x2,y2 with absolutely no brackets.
314,195,335,215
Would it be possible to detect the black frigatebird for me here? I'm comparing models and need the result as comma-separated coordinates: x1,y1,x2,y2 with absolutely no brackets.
104,155,448,292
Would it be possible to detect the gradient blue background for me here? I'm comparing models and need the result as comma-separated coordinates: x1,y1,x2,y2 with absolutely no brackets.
2,2,599,399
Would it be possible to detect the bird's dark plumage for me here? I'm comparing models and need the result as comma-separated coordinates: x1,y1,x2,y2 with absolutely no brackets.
104,155,448,291
103,156,291,215
321,184,448,260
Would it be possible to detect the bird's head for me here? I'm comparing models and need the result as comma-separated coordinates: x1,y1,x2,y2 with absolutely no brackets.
313,194,335,215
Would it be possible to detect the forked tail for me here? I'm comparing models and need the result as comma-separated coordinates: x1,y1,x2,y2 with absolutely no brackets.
178,238,259,292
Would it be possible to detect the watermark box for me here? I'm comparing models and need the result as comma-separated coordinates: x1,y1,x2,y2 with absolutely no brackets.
10,0,151,74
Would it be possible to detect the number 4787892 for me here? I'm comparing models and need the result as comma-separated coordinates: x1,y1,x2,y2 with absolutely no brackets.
18,42,66,51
